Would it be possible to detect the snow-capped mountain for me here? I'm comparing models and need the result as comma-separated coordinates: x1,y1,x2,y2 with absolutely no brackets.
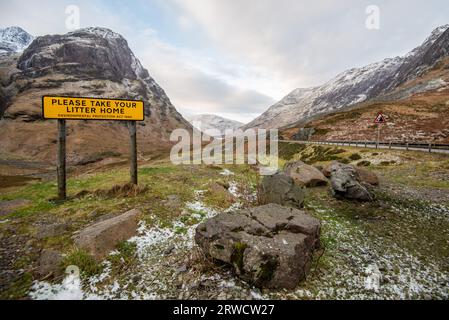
0,27,191,162
188,114,243,136
0,26,33,54
245,24,449,130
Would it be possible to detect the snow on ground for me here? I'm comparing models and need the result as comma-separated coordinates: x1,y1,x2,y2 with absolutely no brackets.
265,203,449,300
219,169,234,176
29,168,448,300
29,171,256,300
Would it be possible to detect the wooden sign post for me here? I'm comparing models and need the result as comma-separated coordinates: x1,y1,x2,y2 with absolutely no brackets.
128,121,138,185
42,96,145,200
57,119,67,200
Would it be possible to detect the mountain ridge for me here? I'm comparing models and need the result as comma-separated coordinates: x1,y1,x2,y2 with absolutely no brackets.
244,24,449,130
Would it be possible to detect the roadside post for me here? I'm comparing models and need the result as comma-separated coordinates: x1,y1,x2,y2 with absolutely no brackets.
42,96,145,200
374,112,386,149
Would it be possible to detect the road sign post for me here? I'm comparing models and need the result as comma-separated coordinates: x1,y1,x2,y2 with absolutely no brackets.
43,96,144,199
374,112,386,149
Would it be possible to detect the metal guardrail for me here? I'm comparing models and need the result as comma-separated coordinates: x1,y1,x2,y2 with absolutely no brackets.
283,140,449,154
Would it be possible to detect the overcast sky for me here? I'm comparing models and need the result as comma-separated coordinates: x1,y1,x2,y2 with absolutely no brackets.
1,0,449,123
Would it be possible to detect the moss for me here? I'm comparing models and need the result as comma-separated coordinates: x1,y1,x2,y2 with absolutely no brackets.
357,160,371,167
254,256,279,286
0,272,33,300
61,249,102,277
380,161,396,166
231,242,248,272
349,153,362,161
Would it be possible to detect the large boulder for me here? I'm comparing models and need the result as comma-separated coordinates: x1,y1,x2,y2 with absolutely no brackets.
195,204,321,289
259,172,305,208
328,162,374,202
284,161,328,187
322,163,333,178
324,161,379,186
73,209,141,260
355,167,379,186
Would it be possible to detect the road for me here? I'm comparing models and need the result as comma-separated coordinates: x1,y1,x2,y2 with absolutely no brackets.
281,140,449,155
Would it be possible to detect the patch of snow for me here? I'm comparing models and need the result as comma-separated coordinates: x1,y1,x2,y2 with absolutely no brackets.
220,169,234,176
364,264,382,292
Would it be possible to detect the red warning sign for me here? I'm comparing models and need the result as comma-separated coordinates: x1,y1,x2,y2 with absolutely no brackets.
374,113,386,124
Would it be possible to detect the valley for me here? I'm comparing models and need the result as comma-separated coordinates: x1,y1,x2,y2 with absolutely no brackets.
0,20,448,302
0,143,448,299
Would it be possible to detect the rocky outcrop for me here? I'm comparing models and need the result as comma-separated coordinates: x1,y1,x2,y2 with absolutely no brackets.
73,209,141,260
328,162,374,202
259,172,305,208
284,160,328,187
195,204,321,289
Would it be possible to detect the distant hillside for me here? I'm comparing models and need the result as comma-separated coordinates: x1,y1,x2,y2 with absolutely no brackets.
187,114,242,136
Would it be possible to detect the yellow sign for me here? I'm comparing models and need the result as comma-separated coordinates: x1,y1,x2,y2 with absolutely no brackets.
42,96,145,121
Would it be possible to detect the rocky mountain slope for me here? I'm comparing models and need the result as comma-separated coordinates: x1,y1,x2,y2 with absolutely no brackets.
0,27,191,163
187,114,242,136
245,25,449,130
280,55,449,143
0,26,33,54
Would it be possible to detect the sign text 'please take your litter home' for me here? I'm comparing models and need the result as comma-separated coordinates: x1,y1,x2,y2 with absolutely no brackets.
42,96,145,121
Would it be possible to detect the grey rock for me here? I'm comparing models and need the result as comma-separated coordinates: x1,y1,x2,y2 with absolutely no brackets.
37,249,63,277
284,160,328,187
73,209,141,261
329,162,374,201
195,204,321,289
259,172,305,208
355,167,380,186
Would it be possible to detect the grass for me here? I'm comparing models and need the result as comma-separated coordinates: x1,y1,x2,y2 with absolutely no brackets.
278,142,306,160
61,249,103,277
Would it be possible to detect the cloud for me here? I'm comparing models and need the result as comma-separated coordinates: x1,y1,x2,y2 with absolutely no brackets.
133,32,275,123
169,0,449,86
